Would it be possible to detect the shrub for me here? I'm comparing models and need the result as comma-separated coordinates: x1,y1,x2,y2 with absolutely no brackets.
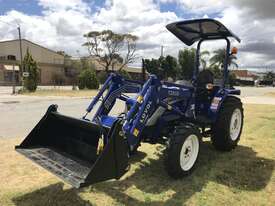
117,70,132,80
23,49,39,92
78,69,99,89
228,72,236,86
209,65,222,79
97,70,132,84
97,71,109,84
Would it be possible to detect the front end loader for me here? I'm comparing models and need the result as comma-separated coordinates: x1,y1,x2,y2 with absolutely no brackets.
16,18,244,188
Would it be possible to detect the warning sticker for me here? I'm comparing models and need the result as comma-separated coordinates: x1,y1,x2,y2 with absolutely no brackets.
133,128,139,137
210,97,222,111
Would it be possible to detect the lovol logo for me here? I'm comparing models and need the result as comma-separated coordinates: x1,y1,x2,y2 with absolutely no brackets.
140,101,152,124
168,90,180,96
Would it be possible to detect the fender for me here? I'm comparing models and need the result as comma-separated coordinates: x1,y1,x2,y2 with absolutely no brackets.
208,88,240,121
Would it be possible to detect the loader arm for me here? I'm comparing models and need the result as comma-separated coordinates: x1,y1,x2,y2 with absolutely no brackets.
122,75,193,149
84,73,193,149
83,73,143,123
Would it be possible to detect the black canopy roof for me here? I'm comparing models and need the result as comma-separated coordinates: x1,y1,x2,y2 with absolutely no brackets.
166,18,241,46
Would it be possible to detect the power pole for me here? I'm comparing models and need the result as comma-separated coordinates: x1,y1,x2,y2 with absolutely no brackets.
18,26,24,89
8,55,17,94
161,45,164,57
141,58,146,81
12,63,15,94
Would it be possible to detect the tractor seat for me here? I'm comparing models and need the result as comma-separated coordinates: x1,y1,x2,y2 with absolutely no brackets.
197,70,214,88
196,70,214,101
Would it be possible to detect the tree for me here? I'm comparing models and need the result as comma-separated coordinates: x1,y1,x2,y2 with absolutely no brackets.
56,50,71,58
23,49,39,92
228,72,237,86
209,48,239,87
209,64,222,79
178,48,196,80
160,55,178,79
143,55,178,80
64,57,97,89
117,70,132,80
83,30,138,72
263,71,274,82
200,50,210,69
143,58,162,78
210,49,238,69
78,69,99,90
97,71,109,84
176,48,210,80
209,63,237,86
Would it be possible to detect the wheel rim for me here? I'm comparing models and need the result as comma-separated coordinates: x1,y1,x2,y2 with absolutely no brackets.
180,134,199,171
230,108,242,141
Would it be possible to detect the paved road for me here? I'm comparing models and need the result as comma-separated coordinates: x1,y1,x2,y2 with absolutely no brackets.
236,86,275,97
235,86,275,105
0,96,89,138
0,86,74,94
0,94,126,138
0,86,275,138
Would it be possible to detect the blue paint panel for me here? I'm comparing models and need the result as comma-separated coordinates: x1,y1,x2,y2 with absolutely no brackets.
101,115,117,128
83,72,241,152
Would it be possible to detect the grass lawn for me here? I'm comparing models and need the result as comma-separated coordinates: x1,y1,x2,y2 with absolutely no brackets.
0,104,274,206
22,89,99,97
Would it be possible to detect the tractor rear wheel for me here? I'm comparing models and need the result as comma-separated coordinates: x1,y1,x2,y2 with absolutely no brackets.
211,96,243,151
164,125,201,178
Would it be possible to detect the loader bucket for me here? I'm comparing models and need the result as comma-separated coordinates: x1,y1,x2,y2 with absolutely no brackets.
15,105,129,188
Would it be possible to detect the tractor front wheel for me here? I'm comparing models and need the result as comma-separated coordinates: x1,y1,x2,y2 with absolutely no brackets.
164,126,201,178
211,96,243,151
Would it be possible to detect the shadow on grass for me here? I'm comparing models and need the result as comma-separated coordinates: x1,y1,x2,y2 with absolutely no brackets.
90,143,274,205
11,151,147,206
12,182,93,206
12,143,274,206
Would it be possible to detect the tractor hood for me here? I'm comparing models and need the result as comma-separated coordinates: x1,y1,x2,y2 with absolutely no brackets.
166,18,241,46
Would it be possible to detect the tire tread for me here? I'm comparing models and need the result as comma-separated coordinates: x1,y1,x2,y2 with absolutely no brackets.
211,96,244,151
164,125,200,178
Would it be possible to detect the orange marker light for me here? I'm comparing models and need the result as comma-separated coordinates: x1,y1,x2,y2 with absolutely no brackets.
231,47,238,54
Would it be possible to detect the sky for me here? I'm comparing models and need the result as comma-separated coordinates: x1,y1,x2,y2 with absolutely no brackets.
0,0,275,69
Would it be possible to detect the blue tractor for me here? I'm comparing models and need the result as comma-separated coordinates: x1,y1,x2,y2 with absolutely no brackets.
16,19,244,188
